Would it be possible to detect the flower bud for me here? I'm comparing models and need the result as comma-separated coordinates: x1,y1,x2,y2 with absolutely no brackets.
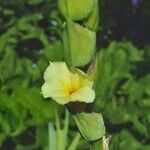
85,0,99,32
73,112,105,141
63,20,96,67
58,0,96,21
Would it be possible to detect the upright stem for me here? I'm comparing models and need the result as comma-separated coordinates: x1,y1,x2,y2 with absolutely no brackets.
90,139,103,150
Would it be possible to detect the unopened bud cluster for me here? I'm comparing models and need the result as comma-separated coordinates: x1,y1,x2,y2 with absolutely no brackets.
58,0,99,67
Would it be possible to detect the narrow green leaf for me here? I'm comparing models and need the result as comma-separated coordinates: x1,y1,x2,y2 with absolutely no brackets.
0,48,16,81
48,122,57,150
56,110,69,150
68,133,81,150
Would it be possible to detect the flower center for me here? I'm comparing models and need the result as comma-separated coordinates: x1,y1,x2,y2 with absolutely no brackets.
64,83,81,96
68,87,77,95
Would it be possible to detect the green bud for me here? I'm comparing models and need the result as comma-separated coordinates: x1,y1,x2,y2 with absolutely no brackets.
73,112,105,141
85,0,99,32
63,20,96,67
58,0,96,21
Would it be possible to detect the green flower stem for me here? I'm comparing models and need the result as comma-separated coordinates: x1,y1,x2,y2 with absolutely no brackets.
90,139,103,150
57,0,109,149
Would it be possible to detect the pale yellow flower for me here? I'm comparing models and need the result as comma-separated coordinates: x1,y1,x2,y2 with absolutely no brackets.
41,62,95,105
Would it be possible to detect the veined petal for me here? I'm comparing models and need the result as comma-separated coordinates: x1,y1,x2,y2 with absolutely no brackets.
71,87,95,103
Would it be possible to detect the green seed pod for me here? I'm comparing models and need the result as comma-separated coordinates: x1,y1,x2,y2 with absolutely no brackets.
58,0,96,21
62,20,96,67
85,0,99,32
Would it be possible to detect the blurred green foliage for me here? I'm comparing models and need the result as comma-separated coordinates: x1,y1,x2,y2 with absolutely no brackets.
94,42,150,149
0,0,150,149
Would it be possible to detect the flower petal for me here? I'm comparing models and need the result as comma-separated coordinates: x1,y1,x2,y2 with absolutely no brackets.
52,96,71,105
82,78,93,87
75,69,93,87
41,61,96,105
70,72,82,89
71,87,95,103
44,62,71,86
41,82,66,98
